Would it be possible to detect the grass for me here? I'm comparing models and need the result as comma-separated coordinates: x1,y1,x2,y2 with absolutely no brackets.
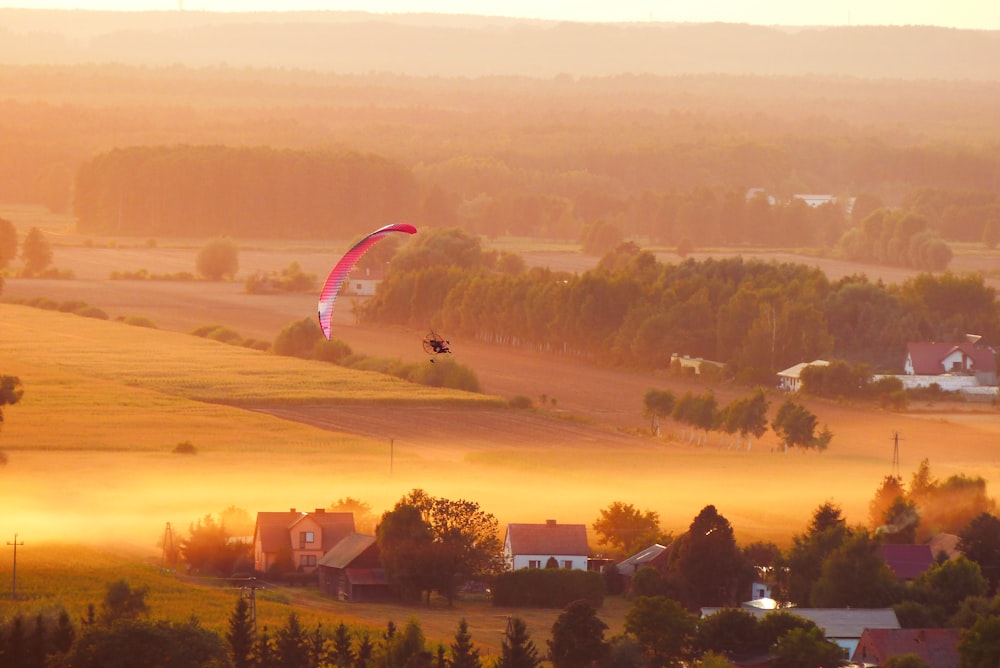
0,543,627,658
0,303,501,407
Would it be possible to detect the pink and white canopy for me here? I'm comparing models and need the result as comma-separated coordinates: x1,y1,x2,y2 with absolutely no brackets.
317,222,417,340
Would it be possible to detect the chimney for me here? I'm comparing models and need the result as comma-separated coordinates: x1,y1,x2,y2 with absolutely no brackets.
315,508,325,514
546,519,557,527
289,508,296,513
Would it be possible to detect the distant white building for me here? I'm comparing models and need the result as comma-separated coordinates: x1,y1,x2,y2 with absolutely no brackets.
503,520,589,571
776,359,830,392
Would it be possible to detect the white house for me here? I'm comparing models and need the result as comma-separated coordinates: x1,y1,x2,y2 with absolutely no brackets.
503,520,589,571
776,360,829,392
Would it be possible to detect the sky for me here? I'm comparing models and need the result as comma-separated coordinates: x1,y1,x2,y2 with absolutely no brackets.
6,0,1000,31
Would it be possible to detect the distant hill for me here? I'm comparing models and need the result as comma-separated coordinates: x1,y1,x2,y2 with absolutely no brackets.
2,9,999,79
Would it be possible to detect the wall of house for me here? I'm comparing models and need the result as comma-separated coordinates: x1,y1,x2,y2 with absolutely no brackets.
511,554,588,571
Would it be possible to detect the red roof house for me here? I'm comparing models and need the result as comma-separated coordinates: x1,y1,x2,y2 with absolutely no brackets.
877,544,935,581
904,341,997,385
504,520,589,571
253,508,355,575
852,628,960,668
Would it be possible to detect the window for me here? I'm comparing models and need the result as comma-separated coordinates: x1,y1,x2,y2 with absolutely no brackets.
528,560,541,569
562,560,572,569
300,554,316,567
299,531,315,547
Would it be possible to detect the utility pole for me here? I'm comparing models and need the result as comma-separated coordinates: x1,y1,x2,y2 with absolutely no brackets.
7,533,24,599
161,522,175,572
891,431,902,478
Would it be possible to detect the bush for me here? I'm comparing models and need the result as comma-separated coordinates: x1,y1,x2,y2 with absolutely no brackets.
173,441,197,455
272,317,323,359
405,357,480,392
491,569,604,608
313,337,353,363
121,315,158,329
75,305,109,320
195,237,239,280
508,395,534,409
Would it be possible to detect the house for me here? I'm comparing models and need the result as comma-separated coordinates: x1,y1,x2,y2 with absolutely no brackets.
615,543,670,590
342,266,384,297
851,628,960,668
504,520,589,571
317,533,395,602
252,508,355,575
670,353,725,376
776,360,829,392
877,544,934,582
904,339,998,387
701,607,900,657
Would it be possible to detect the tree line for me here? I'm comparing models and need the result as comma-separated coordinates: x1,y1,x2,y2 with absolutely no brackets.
364,228,999,378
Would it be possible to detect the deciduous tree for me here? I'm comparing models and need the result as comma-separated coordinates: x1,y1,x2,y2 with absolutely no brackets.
592,501,663,556
958,512,1000,593
195,236,239,280
624,596,697,668
0,217,17,270
20,226,52,275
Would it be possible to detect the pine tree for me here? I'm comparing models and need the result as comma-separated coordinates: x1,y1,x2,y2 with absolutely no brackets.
253,625,275,668
450,618,482,668
275,612,310,668
227,596,255,668
332,622,355,667
354,632,374,668
496,617,540,668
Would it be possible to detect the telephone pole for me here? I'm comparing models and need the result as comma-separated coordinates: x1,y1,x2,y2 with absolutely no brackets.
7,533,24,599
891,431,902,478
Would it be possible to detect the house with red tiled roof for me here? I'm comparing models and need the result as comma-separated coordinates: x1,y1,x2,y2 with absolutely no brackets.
904,339,998,386
851,628,960,668
503,520,589,571
252,508,355,575
877,544,935,582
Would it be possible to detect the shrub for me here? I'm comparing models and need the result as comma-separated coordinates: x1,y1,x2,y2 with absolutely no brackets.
195,237,239,280
491,569,604,608
405,357,480,392
272,317,323,359
121,315,158,329
313,337,353,364
508,395,534,409
75,306,109,320
172,441,197,455
57,299,89,313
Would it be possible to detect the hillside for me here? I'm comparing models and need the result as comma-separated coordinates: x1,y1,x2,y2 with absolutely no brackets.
2,9,1000,79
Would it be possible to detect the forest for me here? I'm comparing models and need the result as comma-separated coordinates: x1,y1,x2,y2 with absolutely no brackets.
359,228,999,376
0,62,999,260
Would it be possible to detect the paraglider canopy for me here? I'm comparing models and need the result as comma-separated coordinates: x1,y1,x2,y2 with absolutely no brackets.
317,222,416,339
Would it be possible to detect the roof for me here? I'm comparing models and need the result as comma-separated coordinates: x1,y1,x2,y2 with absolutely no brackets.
701,607,900,639
318,533,377,569
906,342,998,375
506,521,589,556
616,543,668,575
852,628,960,668
777,360,829,379
254,510,355,553
877,544,935,580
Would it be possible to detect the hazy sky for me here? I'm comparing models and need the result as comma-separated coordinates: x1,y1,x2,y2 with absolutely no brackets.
6,0,999,31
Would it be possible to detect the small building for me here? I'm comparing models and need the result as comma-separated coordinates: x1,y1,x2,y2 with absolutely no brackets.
504,520,589,571
877,544,934,582
852,628,960,668
701,607,900,658
317,533,395,602
777,359,829,392
252,508,355,575
615,543,670,591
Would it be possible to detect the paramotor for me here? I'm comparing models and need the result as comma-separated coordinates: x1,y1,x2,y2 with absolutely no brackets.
317,222,417,340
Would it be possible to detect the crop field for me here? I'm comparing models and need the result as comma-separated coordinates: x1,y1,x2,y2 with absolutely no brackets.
2,223,999,658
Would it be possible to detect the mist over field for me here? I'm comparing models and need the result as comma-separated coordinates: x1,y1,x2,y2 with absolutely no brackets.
1,8,999,663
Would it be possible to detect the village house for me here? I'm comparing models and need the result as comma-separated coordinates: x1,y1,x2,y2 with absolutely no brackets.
851,628,960,668
503,520,589,571
776,359,829,392
701,607,901,658
877,543,935,582
903,339,998,387
252,508,355,575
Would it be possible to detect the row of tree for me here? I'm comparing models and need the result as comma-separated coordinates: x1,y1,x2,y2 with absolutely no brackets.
0,219,55,277
363,228,999,376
